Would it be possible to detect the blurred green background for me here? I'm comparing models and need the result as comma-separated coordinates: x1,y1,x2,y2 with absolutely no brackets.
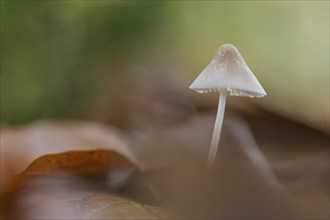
1,1,329,132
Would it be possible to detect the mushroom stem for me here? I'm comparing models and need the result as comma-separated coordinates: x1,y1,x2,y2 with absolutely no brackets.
206,91,227,169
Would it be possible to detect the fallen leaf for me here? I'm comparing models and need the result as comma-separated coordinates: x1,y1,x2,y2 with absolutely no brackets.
20,149,135,175
0,121,137,193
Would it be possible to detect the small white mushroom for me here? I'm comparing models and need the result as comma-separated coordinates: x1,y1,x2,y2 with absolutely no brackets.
189,44,266,168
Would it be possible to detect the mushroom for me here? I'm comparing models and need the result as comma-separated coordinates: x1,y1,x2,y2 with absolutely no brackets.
189,44,266,168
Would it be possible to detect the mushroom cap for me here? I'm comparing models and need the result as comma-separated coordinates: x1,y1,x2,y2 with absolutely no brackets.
189,44,266,97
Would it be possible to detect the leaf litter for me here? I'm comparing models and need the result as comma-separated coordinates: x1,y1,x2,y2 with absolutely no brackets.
1,74,329,219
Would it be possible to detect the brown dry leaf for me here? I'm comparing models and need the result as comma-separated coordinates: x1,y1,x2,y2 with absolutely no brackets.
20,150,135,175
0,121,137,193
1,121,170,219
6,149,138,200
2,133,172,219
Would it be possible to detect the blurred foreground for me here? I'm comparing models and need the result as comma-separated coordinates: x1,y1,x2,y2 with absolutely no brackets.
1,75,329,219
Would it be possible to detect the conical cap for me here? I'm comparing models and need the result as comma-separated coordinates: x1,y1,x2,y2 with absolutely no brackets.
190,44,266,97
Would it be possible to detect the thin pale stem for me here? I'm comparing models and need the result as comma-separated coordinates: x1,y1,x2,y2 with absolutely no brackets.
206,91,227,169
